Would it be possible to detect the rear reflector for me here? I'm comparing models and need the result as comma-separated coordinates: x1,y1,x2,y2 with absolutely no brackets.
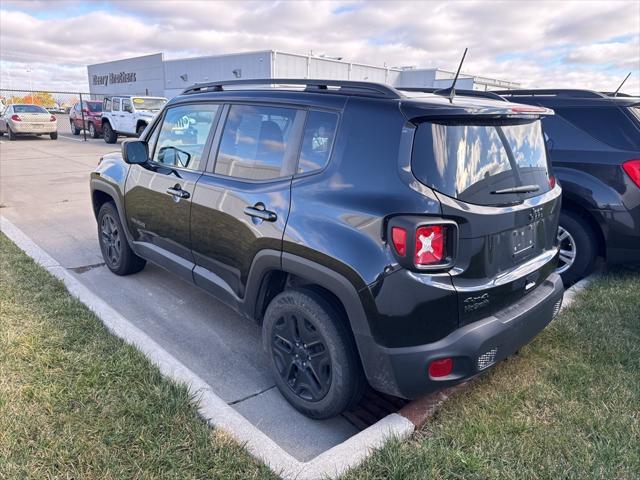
549,175,556,189
622,159,640,188
415,225,445,265
391,227,407,257
428,358,453,378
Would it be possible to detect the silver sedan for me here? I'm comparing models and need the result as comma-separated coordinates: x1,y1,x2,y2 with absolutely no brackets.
0,104,58,140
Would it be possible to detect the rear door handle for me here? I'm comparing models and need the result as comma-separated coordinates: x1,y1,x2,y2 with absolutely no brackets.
244,204,277,222
166,186,190,199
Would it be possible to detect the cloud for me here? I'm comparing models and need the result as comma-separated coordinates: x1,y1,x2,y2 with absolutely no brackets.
1,0,638,94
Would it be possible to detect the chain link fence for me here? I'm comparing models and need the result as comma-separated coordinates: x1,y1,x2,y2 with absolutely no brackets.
1,88,118,141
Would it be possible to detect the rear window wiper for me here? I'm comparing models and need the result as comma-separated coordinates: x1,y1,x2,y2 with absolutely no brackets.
491,185,540,194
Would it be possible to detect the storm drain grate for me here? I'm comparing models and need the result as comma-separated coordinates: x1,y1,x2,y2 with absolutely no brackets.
342,388,409,430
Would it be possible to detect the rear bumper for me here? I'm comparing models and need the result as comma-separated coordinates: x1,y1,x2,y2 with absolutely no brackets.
11,122,57,134
363,272,564,399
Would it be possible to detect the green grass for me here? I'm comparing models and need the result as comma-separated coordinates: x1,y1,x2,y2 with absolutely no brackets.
0,233,277,479
343,268,640,480
2,230,639,480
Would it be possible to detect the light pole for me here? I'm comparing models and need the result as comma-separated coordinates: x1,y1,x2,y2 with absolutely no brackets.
27,66,33,103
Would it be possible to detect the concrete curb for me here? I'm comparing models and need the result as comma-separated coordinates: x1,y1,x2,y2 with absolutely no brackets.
560,275,595,310
1,216,414,480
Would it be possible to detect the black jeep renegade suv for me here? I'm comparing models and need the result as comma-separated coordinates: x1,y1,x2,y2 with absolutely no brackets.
90,79,564,419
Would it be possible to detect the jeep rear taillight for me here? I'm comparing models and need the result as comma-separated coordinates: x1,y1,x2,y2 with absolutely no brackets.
387,217,457,270
415,225,445,265
622,159,640,188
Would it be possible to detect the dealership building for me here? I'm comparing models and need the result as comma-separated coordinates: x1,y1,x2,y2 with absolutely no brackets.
87,50,519,98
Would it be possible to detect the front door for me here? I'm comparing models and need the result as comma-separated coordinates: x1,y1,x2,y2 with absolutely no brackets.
124,103,221,280
191,103,305,301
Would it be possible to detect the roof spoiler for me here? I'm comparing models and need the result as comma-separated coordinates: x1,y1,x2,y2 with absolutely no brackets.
398,87,507,102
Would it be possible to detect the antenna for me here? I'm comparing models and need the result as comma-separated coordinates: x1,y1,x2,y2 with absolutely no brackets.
434,48,468,102
613,72,631,97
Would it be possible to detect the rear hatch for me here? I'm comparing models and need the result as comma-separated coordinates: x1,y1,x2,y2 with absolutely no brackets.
406,99,561,325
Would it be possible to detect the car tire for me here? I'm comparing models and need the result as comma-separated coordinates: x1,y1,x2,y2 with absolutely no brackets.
89,122,98,138
50,132,58,140
8,127,16,141
136,123,147,137
557,210,598,286
103,122,117,144
70,121,81,135
97,202,146,276
262,288,365,419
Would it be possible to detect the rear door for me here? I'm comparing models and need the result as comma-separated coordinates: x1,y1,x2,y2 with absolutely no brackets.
411,118,561,325
124,102,220,280
120,98,136,134
190,103,305,302
111,97,122,131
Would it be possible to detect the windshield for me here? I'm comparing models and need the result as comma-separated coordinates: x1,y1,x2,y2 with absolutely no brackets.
132,97,166,111
86,102,102,113
412,119,551,206
14,105,48,113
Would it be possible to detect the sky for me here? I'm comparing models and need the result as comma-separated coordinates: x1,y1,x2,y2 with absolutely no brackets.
1,0,639,94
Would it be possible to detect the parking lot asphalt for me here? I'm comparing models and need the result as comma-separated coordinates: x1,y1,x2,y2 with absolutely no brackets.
0,135,360,461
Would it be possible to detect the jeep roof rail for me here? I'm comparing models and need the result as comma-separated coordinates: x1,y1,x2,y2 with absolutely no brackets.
181,78,404,99
495,89,607,99
398,87,507,101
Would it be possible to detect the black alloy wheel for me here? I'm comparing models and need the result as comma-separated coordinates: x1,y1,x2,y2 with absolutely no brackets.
100,212,121,268
263,288,365,418
271,312,332,402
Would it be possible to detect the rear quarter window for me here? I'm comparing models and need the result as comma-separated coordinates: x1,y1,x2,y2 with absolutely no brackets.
555,106,640,150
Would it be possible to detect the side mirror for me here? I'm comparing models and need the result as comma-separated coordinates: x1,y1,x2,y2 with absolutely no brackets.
122,140,148,165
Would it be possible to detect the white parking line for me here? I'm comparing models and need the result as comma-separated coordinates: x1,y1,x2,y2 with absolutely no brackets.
0,215,414,480
59,135,85,142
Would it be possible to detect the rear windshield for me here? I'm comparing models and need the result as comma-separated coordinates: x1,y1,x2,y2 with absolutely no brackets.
412,119,551,206
554,106,640,150
132,97,166,111
86,102,102,112
14,105,48,113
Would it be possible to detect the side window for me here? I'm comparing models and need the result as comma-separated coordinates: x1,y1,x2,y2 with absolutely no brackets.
151,104,219,171
298,111,338,174
104,98,112,111
215,104,299,181
113,98,121,112
122,98,132,113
